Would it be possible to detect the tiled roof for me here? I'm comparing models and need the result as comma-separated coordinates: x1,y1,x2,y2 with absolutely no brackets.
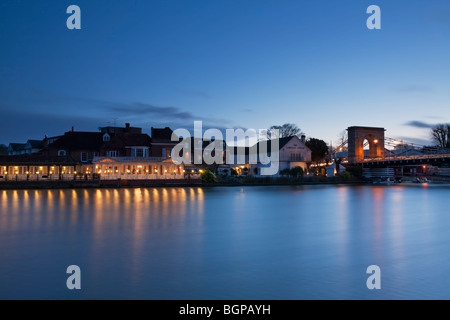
8,143,26,151
102,133,152,149
0,155,79,165
48,132,103,150
229,136,301,154
151,127,177,143
27,140,44,148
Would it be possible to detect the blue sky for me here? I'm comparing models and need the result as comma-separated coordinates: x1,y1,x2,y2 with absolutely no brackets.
0,0,449,146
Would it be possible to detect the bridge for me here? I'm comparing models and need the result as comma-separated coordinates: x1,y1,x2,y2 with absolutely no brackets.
331,126,450,177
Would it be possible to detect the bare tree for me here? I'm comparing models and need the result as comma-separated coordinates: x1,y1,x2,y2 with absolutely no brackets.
265,123,304,139
431,124,450,148
334,130,348,152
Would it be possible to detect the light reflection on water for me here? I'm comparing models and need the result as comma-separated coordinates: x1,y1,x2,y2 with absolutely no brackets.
0,185,449,299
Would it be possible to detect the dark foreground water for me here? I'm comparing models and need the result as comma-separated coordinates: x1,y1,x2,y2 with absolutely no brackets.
0,185,449,300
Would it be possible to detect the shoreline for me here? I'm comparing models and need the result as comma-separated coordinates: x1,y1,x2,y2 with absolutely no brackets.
2,178,450,190
0,177,368,190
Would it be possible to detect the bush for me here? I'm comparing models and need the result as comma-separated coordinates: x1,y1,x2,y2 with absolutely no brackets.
201,170,218,183
338,171,352,181
290,166,304,178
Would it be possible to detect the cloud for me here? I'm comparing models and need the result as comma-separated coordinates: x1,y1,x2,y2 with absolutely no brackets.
0,104,101,145
394,136,431,147
105,101,233,128
404,121,435,129
109,102,195,120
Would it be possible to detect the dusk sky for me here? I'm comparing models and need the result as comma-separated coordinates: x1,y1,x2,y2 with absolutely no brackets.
1,0,449,146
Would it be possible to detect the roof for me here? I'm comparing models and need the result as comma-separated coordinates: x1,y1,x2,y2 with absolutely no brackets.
0,145,7,155
100,124,142,135
102,133,152,149
256,136,306,153
8,143,26,151
151,127,177,143
0,155,79,165
48,132,103,151
27,140,43,148
227,136,307,155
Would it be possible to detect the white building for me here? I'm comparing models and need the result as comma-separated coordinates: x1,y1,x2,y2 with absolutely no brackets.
228,136,312,177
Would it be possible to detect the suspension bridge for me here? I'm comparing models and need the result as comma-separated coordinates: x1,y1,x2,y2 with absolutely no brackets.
331,126,450,178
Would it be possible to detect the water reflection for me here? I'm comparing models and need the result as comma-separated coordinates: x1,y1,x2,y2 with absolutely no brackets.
1,185,450,299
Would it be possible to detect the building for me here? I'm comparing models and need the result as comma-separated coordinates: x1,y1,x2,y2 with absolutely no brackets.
100,123,142,135
7,143,26,155
0,145,8,156
24,140,44,154
0,155,80,181
0,124,191,183
100,131,152,158
44,130,104,164
150,127,179,158
92,126,184,180
92,157,184,180
228,136,312,176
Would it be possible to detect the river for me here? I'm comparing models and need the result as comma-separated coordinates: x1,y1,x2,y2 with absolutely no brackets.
0,185,449,299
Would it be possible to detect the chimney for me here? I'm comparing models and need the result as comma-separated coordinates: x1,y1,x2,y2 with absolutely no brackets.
71,126,74,132
301,135,306,143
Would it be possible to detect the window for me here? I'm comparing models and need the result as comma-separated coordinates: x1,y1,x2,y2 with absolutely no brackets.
107,151,119,157
81,152,88,163
103,133,110,142
135,148,144,158
290,153,303,162
58,150,66,157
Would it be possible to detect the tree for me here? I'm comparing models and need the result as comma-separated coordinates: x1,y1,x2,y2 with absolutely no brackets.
290,166,304,178
266,123,304,139
431,124,450,148
334,130,348,152
201,170,218,183
306,138,329,163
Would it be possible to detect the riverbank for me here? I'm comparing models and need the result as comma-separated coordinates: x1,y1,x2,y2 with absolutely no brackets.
2,176,449,190
0,177,366,190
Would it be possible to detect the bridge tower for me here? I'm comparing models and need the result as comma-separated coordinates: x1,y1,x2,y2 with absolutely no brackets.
347,126,386,163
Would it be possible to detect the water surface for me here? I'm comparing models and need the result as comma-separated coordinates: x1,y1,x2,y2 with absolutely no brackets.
0,185,449,299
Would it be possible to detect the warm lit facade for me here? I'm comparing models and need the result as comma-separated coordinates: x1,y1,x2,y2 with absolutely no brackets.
91,157,185,180
0,155,80,181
